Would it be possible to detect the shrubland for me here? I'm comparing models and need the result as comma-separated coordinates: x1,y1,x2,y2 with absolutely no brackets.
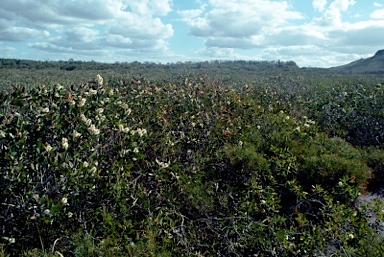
0,63,384,256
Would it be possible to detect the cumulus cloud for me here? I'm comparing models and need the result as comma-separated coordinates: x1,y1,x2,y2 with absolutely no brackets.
0,26,49,42
313,0,356,26
184,0,303,49
178,0,383,67
265,26,327,47
0,42,16,55
0,0,174,60
195,47,235,58
313,0,328,12
370,9,384,19
329,22,384,47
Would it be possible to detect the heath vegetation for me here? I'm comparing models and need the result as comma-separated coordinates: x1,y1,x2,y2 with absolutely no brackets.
0,60,384,256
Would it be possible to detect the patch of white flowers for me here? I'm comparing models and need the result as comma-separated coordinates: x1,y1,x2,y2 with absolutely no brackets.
96,74,103,86
44,142,53,152
73,130,81,138
61,197,68,205
89,124,100,135
80,113,92,126
41,107,50,113
119,124,130,133
77,97,86,107
62,138,69,150
156,159,170,169
2,237,15,244
56,84,63,91
135,128,147,137
89,89,98,95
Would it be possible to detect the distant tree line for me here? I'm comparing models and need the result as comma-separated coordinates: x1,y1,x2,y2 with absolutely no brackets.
0,58,298,71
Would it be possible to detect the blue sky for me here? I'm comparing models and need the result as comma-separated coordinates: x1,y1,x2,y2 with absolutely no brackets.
0,0,383,67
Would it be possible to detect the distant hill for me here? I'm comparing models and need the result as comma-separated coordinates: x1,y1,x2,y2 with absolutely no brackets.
329,50,384,74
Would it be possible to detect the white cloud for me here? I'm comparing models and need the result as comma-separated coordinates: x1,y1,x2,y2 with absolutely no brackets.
0,0,174,60
370,9,384,19
266,26,327,47
313,0,356,26
115,0,172,17
374,2,383,7
0,26,49,42
195,47,235,58
178,9,205,22
0,42,16,54
184,0,303,49
313,0,328,12
329,22,384,47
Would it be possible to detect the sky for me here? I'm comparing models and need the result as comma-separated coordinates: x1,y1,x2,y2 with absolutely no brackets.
0,0,383,68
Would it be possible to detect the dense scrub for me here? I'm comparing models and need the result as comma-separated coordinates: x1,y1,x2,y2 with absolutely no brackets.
0,71,384,256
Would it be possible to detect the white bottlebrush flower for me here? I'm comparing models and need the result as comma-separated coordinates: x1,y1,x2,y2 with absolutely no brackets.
96,115,106,122
121,103,129,110
294,126,300,132
90,167,97,174
83,161,89,168
80,114,92,126
80,113,87,122
96,74,103,86
348,233,354,239
89,124,100,135
77,97,86,107
89,89,98,95
304,123,310,128
67,212,73,218
136,128,147,137
41,107,50,113
0,130,5,138
56,84,63,91
133,147,139,153
61,197,68,205
73,130,81,138
2,237,15,244
156,159,170,169
32,194,40,202
118,124,130,133
108,89,114,96
96,108,104,114
44,209,51,215
44,142,53,152
307,119,316,124
62,138,69,150
338,181,343,187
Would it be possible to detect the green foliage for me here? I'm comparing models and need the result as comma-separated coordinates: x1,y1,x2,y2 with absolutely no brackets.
1,67,384,256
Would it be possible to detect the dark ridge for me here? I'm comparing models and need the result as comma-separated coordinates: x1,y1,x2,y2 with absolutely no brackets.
329,49,384,74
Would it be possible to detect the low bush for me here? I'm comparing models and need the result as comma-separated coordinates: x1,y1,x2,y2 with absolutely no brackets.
1,74,383,256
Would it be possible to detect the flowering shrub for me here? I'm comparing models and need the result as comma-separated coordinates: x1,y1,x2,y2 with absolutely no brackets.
0,73,383,256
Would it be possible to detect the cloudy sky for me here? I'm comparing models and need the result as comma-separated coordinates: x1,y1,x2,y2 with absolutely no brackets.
0,0,383,67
